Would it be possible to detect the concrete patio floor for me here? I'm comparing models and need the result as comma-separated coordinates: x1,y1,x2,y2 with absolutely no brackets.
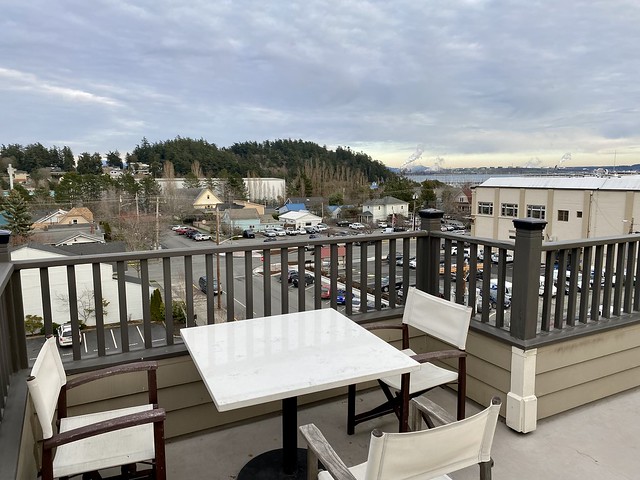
166,386,640,479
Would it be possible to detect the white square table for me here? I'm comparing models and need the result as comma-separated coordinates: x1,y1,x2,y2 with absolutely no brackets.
181,308,419,479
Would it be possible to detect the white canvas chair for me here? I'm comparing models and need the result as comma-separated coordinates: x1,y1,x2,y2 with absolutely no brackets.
302,396,502,480
347,287,473,434
27,337,167,480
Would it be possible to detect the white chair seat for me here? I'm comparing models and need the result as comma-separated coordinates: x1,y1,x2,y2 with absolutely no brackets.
318,462,452,480
380,349,459,393
54,404,155,478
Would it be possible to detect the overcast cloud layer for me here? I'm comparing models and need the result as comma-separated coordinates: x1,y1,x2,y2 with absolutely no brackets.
2,0,640,168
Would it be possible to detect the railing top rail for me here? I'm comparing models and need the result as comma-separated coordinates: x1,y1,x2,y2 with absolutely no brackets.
432,231,515,249
541,233,640,251
11,231,425,270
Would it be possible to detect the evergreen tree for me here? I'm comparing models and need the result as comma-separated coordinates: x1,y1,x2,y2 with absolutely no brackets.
106,150,124,169
4,189,33,244
183,172,201,189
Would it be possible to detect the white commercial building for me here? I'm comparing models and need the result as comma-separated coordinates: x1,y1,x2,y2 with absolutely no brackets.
156,177,286,203
472,176,640,242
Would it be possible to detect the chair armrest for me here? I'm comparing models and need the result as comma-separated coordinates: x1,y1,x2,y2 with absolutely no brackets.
65,361,158,390
364,323,403,332
411,349,466,363
43,408,166,450
410,396,456,429
299,424,357,480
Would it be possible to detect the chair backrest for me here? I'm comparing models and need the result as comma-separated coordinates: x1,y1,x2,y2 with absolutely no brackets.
27,337,67,439
402,287,472,349
364,398,501,480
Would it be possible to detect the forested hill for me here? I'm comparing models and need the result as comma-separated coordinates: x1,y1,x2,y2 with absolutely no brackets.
1,137,396,200
131,137,392,182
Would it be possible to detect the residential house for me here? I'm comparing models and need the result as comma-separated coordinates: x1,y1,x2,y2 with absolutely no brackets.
59,207,94,226
326,205,343,219
193,188,223,212
472,175,640,241
32,209,69,230
221,208,261,234
235,200,266,216
277,203,307,215
453,186,472,216
30,225,105,246
283,196,327,217
362,196,409,223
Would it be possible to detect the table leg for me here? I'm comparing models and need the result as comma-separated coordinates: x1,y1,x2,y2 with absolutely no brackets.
282,396,298,474
400,372,410,432
237,396,307,479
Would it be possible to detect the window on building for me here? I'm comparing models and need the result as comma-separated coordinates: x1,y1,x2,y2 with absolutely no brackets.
478,202,493,215
558,210,569,222
527,204,546,220
501,203,518,217
577,211,583,218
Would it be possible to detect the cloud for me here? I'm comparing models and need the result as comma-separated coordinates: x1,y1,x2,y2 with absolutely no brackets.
1,0,640,167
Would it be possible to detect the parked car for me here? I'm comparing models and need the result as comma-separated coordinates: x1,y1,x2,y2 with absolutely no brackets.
273,227,287,236
305,226,318,234
242,229,255,238
451,247,471,259
491,251,514,263
316,223,328,232
321,285,330,299
385,252,403,263
170,225,185,231
264,237,277,242
175,226,192,234
336,289,354,305
193,233,211,241
349,222,365,230
185,229,200,239
57,323,81,347
264,229,277,237
198,276,220,294
278,269,298,283
380,276,403,292
285,227,298,235
336,220,350,227
292,272,314,287
408,257,417,269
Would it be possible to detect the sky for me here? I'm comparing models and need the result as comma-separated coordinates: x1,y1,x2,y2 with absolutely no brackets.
2,0,640,170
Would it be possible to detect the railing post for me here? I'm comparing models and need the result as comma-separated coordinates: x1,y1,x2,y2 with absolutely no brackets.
418,209,444,295
0,230,27,371
510,218,547,340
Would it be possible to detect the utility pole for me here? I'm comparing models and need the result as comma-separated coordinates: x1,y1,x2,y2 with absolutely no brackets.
155,196,160,249
216,208,222,309
135,192,139,217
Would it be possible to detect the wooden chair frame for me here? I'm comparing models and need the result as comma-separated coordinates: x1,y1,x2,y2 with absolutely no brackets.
28,338,167,480
303,396,502,480
347,288,470,435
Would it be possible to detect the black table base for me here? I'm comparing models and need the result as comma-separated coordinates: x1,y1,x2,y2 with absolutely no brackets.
237,448,309,480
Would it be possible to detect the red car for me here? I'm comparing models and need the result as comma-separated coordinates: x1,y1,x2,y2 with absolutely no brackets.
321,285,330,299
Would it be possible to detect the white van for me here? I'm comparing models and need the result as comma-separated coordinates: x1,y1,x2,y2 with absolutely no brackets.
539,276,558,297
489,279,512,300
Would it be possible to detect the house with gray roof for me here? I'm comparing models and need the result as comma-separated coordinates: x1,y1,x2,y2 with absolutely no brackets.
362,196,409,223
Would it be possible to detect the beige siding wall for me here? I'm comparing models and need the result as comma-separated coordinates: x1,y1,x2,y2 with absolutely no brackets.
27,321,638,448
535,323,640,419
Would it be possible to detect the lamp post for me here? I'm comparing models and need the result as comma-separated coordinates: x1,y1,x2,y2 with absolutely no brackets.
412,193,419,231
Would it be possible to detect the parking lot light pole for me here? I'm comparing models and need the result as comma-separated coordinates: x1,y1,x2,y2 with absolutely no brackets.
412,193,419,231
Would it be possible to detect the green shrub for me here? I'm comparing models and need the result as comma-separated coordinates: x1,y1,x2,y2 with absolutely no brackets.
25,314,43,335
150,289,164,322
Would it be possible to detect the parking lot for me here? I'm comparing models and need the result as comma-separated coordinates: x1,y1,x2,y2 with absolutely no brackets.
26,323,169,365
